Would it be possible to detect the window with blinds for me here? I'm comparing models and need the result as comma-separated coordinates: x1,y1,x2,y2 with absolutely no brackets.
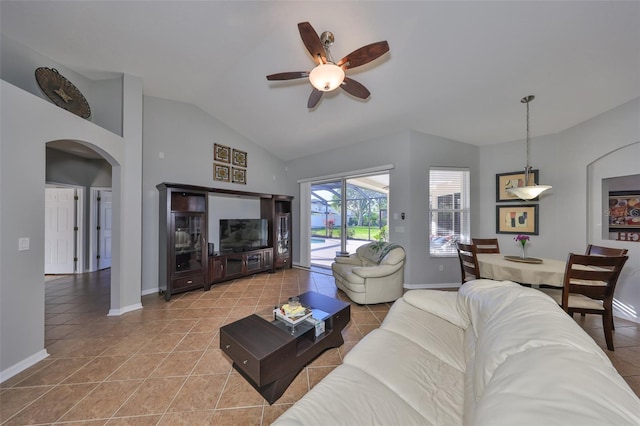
429,168,470,256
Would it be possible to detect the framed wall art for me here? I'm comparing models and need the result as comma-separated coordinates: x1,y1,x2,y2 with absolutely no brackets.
214,143,231,163
214,163,230,182
496,204,539,235
496,169,539,202
232,167,246,185
608,191,640,230
232,148,247,168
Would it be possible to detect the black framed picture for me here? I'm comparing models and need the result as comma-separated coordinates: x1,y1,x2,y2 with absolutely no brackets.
496,204,539,235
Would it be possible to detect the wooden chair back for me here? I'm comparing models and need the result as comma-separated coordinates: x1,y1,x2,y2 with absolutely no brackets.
472,238,500,254
561,253,628,350
456,242,480,285
585,244,628,257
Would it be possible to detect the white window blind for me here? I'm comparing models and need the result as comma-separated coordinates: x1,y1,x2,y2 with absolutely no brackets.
429,168,470,256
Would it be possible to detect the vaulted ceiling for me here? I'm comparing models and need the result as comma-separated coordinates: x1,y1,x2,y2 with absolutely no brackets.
2,1,638,161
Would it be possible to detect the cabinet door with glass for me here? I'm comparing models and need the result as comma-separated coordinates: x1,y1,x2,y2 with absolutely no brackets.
157,184,208,301
172,212,205,275
275,212,291,268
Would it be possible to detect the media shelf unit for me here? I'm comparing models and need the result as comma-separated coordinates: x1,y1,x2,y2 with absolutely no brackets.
157,183,293,300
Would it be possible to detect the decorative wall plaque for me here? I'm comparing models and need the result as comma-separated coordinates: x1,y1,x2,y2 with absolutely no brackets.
214,143,231,163
35,67,91,119
232,167,247,185
232,149,247,168
214,163,230,182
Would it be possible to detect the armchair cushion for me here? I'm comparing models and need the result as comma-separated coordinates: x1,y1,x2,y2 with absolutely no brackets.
356,242,404,265
352,264,402,279
333,254,362,266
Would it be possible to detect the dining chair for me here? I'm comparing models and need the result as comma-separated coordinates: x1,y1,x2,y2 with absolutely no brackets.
541,253,628,351
456,242,481,285
577,245,629,318
585,244,628,257
472,238,500,254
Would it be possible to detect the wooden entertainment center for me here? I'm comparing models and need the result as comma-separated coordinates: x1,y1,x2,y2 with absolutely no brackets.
157,183,293,301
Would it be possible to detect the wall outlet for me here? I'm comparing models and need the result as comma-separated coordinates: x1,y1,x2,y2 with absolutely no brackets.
439,264,444,272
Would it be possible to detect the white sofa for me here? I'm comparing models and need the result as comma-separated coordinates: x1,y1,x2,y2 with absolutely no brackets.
274,280,640,425
331,242,405,304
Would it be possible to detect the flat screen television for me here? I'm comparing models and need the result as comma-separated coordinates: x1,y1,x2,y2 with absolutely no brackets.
219,219,269,252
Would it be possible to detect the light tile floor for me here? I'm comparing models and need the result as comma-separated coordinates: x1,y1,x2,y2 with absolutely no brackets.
1,268,639,425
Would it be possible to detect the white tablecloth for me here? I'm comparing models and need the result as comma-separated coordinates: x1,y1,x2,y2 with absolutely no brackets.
477,253,566,287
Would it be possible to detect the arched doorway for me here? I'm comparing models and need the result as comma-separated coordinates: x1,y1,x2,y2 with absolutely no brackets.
46,140,113,275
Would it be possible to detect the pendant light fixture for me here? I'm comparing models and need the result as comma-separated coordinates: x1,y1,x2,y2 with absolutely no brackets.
506,95,552,200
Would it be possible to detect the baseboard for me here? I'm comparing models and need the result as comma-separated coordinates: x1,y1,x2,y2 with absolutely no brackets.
0,349,49,383
141,287,159,296
403,282,460,290
108,303,143,316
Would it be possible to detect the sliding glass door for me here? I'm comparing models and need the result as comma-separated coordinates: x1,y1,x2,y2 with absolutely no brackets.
310,180,343,267
310,173,389,268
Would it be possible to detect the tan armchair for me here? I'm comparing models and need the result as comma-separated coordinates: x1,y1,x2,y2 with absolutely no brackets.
331,242,406,304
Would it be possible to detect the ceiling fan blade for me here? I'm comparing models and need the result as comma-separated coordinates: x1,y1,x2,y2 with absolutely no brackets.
298,22,326,65
307,88,323,108
337,41,390,69
266,72,309,81
341,78,370,100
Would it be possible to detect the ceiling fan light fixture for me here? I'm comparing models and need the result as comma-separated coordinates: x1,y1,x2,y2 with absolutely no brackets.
308,62,345,91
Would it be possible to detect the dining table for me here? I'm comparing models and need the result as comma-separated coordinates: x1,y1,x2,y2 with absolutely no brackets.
477,253,567,287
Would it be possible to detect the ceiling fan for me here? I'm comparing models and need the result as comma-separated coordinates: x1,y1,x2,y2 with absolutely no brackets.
266,22,390,108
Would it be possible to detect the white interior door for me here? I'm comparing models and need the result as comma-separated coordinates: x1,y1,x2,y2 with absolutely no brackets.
44,188,76,274
98,190,112,269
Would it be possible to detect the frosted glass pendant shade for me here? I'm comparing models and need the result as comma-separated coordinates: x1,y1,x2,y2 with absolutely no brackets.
507,185,552,200
309,63,345,91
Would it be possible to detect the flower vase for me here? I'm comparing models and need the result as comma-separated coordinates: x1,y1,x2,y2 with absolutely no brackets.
520,245,527,259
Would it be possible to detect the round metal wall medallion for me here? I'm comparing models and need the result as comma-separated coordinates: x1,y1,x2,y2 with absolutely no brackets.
35,67,91,119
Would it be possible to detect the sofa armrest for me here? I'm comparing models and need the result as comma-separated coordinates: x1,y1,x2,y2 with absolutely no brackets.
333,255,362,266
352,264,402,278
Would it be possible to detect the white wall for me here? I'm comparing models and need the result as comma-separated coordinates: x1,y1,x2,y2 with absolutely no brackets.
0,81,140,379
140,96,295,294
0,34,143,380
1,35,124,136
284,129,480,287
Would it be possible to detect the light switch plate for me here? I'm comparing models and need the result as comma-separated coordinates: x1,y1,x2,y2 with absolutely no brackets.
18,237,30,251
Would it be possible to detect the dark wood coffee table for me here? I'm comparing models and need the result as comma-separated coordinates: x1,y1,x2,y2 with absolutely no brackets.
219,291,350,404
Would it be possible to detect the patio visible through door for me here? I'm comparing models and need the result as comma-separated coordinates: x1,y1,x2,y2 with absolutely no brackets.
310,173,389,269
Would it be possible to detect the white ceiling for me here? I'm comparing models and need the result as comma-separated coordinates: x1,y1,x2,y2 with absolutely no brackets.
2,1,639,161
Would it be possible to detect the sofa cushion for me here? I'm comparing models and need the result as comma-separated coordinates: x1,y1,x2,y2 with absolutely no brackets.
403,289,470,330
272,364,428,426
458,280,609,403
379,296,466,372
343,328,464,425
472,345,640,425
